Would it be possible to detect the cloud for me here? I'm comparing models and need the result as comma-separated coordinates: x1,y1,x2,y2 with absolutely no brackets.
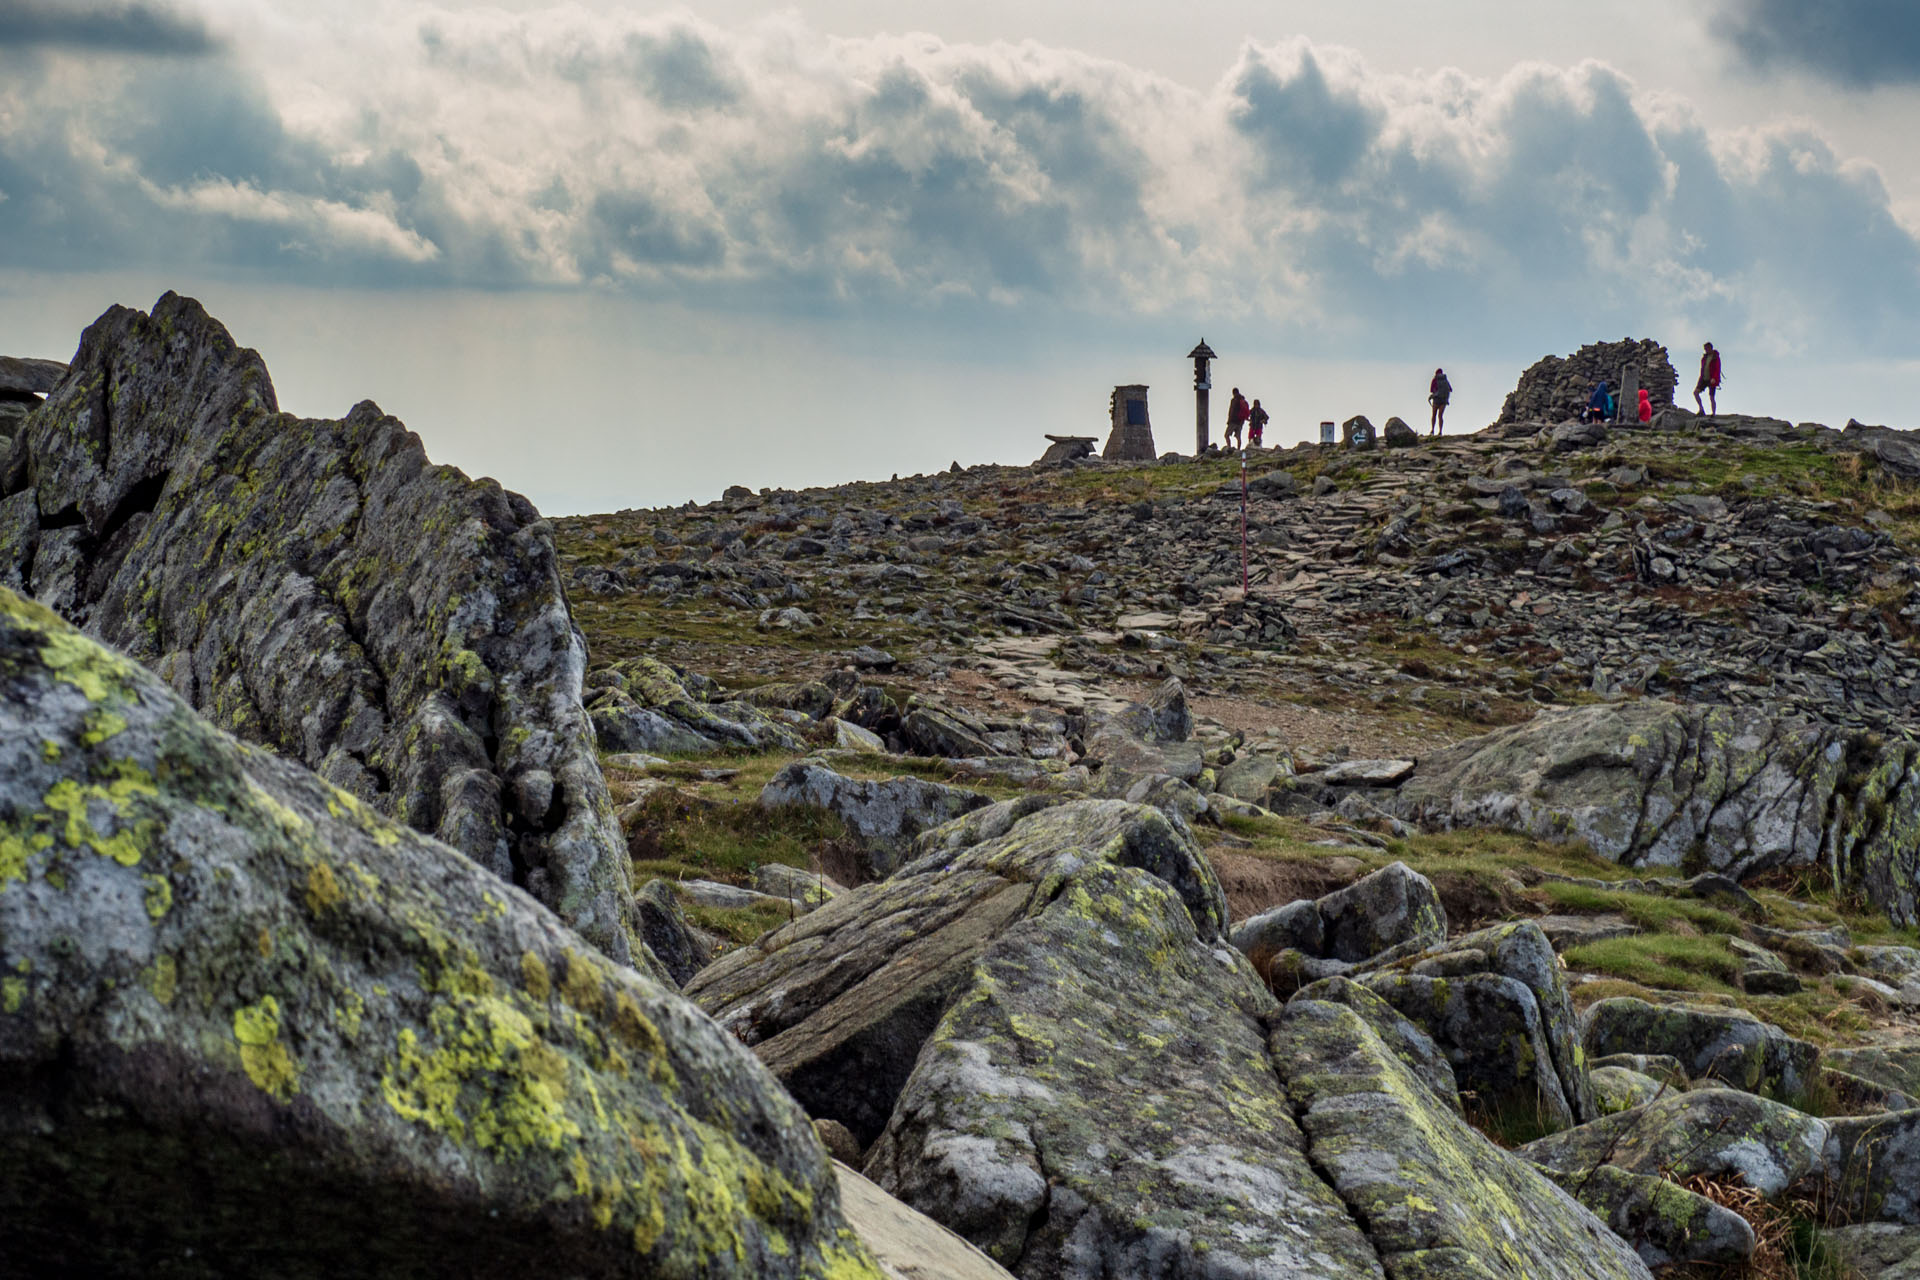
0,1,217,55
1,6,1917,358
1711,0,1920,88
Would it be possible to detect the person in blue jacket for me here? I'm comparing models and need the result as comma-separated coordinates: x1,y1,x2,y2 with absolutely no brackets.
1584,380,1613,424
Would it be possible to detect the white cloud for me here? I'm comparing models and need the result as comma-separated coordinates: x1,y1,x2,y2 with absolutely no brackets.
1,4,1916,356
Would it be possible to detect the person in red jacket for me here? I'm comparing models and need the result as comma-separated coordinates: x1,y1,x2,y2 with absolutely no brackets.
1694,343,1722,414
1637,387,1653,424
1225,387,1249,449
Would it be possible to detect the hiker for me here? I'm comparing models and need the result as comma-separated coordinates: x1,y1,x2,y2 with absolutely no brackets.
1694,342,1722,414
1583,380,1613,424
1225,387,1249,448
1247,398,1269,448
1428,368,1451,435
1637,387,1653,424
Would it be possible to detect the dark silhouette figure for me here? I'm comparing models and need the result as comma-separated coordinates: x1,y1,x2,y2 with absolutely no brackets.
1694,342,1722,414
1428,368,1451,435
1225,387,1249,448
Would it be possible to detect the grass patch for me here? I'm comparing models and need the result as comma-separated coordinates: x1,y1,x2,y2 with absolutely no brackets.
680,897,802,946
623,784,848,884
1561,933,1746,995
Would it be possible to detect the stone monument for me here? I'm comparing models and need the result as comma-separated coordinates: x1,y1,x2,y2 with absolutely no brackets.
1103,385,1156,461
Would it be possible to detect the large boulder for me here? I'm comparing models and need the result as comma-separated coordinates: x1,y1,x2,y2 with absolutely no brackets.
869,863,1386,1279
0,294,634,959
1390,701,1920,926
686,800,1228,1148
1231,861,1448,993
1581,997,1821,1104
1271,999,1654,1279
1529,1163,1755,1270
1520,1088,1830,1198
1351,921,1597,1131
759,760,992,879
0,589,879,1277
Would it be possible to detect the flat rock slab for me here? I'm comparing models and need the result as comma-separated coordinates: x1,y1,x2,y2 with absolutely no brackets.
0,589,877,1278
0,354,66,395
1534,913,1641,949
1582,996,1820,1103
1314,758,1417,786
835,1163,1016,1280
0,293,632,958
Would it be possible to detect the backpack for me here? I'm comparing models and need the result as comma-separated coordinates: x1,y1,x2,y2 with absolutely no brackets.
1433,373,1451,398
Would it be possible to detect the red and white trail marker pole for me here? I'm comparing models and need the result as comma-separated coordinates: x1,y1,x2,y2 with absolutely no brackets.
1239,446,1250,597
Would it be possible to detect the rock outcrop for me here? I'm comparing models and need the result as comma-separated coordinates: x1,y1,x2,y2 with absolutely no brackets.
0,588,878,1277
0,295,636,959
1496,339,1676,425
1390,700,1920,926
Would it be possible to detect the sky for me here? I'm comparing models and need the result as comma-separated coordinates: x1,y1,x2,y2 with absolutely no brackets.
3,1,1920,514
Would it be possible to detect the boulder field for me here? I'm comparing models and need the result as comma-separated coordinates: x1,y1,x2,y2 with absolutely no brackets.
10,298,1920,1278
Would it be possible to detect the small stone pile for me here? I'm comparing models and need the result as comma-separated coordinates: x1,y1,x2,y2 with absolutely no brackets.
1497,339,1677,426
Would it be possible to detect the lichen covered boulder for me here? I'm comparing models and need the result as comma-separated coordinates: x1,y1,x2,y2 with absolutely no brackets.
1581,997,1820,1104
867,864,1386,1279
0,294,634,958
1530,1163,1754,1269
1390,700,1920,925
0,589,878,1278
1357,921,1598,1131
1520,1089,1829,1198
759,760,992,879
1270,999,1653,1279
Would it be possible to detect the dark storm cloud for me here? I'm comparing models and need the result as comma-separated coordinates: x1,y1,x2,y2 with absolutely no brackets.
0,1,217,55
1712,0,1920,88
2,10,1918,357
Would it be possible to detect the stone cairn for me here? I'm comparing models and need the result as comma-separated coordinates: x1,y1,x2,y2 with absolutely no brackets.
1103,385,1156,461
1496,339,1677,426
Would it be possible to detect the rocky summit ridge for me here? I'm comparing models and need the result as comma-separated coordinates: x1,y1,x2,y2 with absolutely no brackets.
7,300,1920,1278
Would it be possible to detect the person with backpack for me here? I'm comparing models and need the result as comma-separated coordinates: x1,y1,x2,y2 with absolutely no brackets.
1247,398,1269,447
1694,342,1722,414
1225,387,1249,448
1584,380,1613,424
1428,368,1452,435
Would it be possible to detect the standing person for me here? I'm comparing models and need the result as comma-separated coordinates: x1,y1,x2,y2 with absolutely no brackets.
1247,398,1269,448
1637,387,1653,424
1694,343,1722,414
1428,367,1452,435
1225,387,1249,448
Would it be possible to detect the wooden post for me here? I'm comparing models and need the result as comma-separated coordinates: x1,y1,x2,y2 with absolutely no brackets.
1196,387,1210,455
